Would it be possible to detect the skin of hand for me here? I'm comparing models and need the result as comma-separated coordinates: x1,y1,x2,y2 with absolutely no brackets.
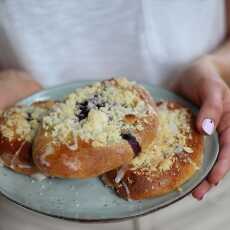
0,70,42,110
172,57,230,200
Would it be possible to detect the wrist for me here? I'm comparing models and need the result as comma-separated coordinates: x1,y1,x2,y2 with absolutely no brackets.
0,70,42,109
200,54,230,83
191,55,223,81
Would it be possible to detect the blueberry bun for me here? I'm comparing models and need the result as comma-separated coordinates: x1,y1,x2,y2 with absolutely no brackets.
102,101,204,200
0,100,55,175
33,78,159,178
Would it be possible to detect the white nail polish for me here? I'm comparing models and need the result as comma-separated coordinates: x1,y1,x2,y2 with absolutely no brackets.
202,118,215,135
201,193,207,201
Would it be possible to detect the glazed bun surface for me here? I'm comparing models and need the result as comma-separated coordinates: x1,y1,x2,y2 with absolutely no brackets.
0,100,55,175
102,101,204,200
33,78,158,178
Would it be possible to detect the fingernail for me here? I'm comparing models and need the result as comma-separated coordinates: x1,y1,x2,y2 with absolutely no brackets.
202,118,215,135
198,193,206,201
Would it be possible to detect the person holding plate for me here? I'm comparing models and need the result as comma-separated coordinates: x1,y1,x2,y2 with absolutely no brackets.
0,0,230,229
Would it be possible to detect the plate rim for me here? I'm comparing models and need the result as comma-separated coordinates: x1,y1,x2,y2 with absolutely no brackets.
0,81,219,222
0,165,217,223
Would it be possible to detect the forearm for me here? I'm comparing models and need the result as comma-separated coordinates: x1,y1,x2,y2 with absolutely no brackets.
0,70,42,109
205,0,230,84
207,38,230,85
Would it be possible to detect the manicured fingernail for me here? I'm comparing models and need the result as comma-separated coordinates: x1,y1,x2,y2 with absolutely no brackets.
202,118,215,135
198,193,206,201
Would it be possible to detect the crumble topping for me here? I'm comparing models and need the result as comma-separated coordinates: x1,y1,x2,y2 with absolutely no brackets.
42,78,155,147
131,101,195,172
0,105,49,142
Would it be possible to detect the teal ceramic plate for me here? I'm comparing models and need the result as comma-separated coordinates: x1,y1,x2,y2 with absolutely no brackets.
0,81,219,222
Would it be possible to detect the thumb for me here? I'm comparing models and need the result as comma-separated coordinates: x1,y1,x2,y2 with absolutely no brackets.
196,81,224,135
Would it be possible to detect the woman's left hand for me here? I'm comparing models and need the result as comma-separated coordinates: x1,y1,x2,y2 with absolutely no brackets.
172,57,230,200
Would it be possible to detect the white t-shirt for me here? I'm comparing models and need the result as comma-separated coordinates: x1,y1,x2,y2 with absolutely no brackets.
0,1,228,230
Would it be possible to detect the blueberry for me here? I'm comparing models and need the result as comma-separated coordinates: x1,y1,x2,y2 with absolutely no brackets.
26,112,33,121
90,95,105,109
75,95,106,121
121,133,141,155
79,101,88,108
96,102,105,109
76,101,90,121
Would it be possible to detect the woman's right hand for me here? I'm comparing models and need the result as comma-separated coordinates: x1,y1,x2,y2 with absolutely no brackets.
0,70,42,110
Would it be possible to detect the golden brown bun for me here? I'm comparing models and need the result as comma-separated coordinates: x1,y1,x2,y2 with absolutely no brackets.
102,101,204,200
33,78,158,178
33,129,134,178
0,100,55,175
0,133,36,175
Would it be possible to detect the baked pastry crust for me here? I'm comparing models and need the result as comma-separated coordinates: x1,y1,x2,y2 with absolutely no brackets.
0,100,55,175
33,78,158,178
102,101,204,200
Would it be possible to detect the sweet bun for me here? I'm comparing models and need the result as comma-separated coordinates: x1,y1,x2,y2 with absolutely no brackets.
33,78,158,178
102,101,204,200
0,100,55,175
